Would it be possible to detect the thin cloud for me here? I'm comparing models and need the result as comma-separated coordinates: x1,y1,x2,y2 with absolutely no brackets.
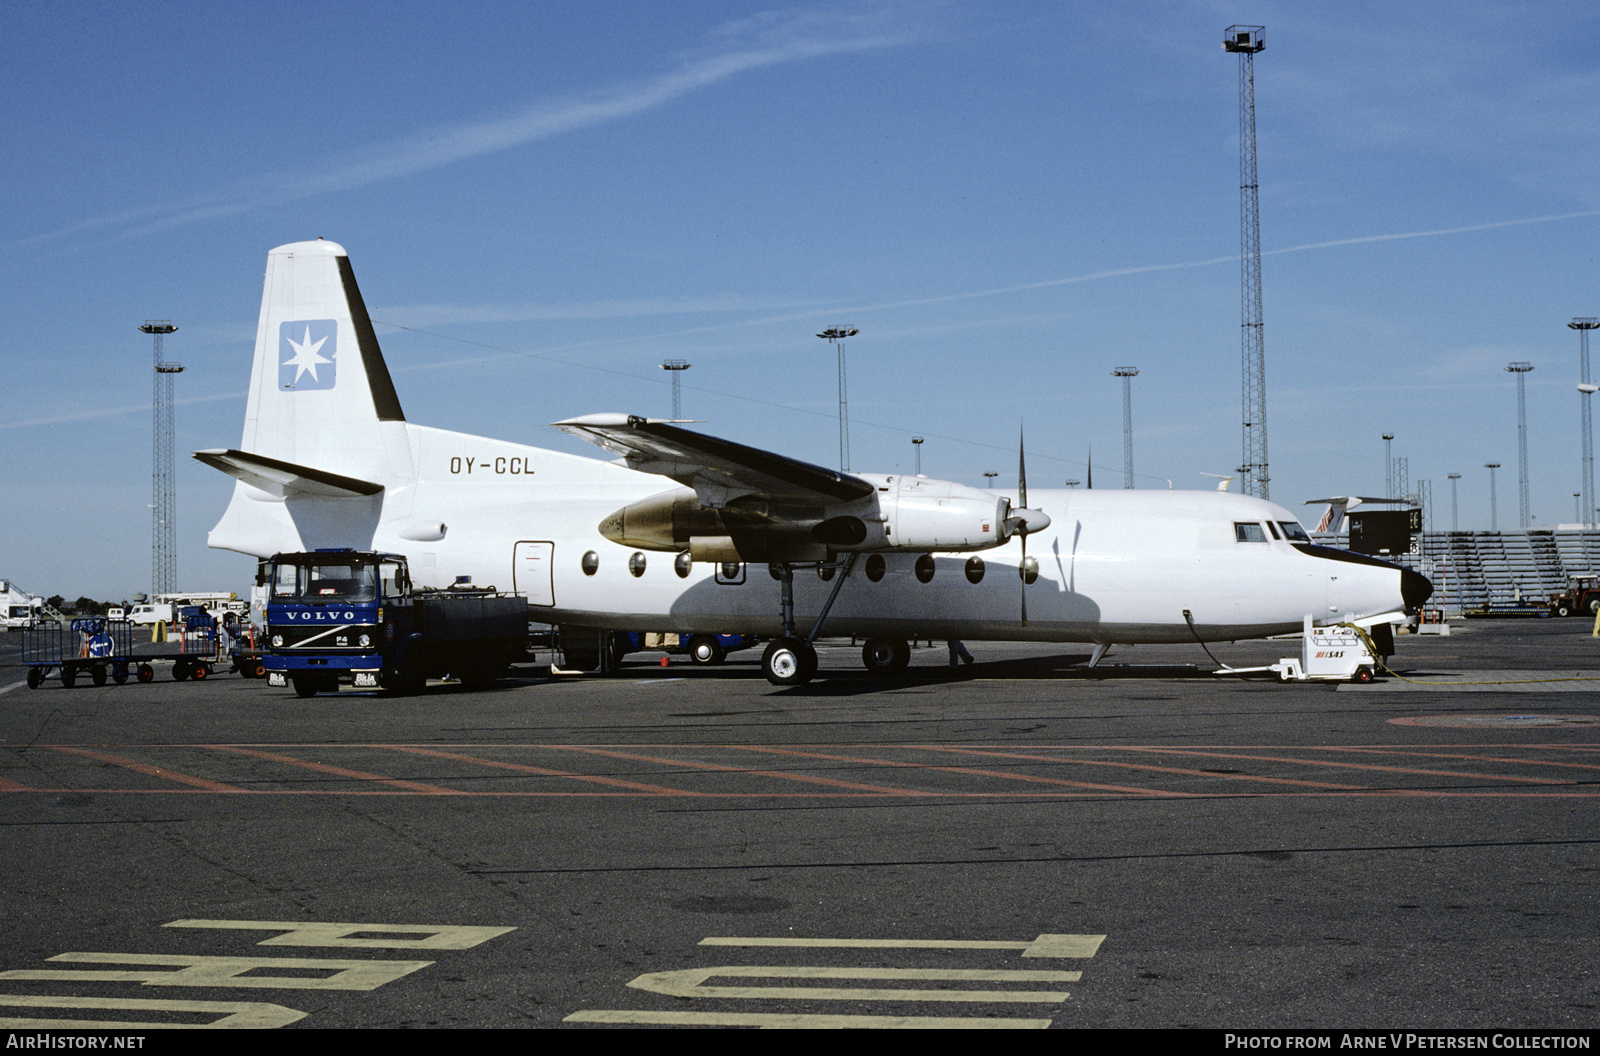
20,11,914,249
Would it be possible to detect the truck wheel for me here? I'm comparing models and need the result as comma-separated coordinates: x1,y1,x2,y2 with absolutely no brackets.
60,665,76,688
91,665,108,687
250,660,266,679
192,662,209,681
1557,604,1573,617
172,661,190,681
112,666,128,685
136,664,154,683
1353,667,1374,684
1590,599,1600,615
26,668,42,690
687,635,725,665
291,675,319,698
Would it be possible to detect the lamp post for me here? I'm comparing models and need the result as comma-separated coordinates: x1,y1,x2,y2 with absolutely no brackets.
983,472,999,488
1382,434,1395,503
816,327,858,471
1447,473,1462,532
1112,367,1139,488
911,437,923,476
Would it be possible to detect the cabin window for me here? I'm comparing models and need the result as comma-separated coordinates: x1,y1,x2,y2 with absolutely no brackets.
1234,522,1268,543
965,556,985,584
581,551,599,576
674,552,692,578
628,552,647,577
915,555,936,583
1278,521,1311,542
865,554,887,582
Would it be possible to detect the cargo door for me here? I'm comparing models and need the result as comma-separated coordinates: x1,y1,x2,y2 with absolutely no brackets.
514,541,555,607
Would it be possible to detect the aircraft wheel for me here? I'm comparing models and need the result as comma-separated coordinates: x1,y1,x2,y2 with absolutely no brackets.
136,664,155,684
26,668,42,690
762,637,816,686
1353,667,1374,684
861,638,910,676
291,675,319,698
687,635,725,665
91,665,108,687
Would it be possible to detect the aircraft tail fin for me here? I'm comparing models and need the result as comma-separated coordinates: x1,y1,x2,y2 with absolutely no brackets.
235,239,411,483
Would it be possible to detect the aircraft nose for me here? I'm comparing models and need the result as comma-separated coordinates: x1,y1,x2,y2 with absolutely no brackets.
1401,566,1433,612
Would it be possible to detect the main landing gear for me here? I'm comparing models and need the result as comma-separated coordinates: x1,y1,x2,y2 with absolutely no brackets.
762,554,858,686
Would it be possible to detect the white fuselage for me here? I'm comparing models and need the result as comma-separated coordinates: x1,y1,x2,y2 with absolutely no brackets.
209,422,1411,645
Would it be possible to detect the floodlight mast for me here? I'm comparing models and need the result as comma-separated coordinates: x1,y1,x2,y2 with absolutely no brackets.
816,327,859,471
1225,25,1267,499
660,359,690,420
1571,317,1597,528
1506,362,1534,527
1112,367,1139,488
141,320,182,597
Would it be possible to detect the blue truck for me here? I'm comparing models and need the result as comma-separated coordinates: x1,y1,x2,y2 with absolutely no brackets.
262,550,527,697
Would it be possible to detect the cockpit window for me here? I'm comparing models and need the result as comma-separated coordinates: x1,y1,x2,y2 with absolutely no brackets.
1234,522,1267,543
1277,520,1311,542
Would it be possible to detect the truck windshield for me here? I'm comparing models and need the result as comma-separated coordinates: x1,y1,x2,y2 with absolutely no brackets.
272,561,378,602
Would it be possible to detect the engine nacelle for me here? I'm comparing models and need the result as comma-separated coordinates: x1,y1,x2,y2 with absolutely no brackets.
863,474,1008,552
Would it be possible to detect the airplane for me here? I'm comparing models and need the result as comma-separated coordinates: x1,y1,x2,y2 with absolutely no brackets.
197,239,1432,685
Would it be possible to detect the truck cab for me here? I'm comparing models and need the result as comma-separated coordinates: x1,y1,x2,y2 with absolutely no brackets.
263,549,525,697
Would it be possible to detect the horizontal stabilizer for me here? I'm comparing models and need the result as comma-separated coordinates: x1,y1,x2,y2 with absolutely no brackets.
194,448,384,499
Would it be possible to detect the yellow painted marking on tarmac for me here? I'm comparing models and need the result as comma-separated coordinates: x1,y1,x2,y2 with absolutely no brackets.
626,965,1078,1002
0,993,306,1028
0,952,431,990
699,934,1106,959
565,1009,1053,1028
43,745,248,793
384,745,704,796
165,919,515,950
203,744,466,794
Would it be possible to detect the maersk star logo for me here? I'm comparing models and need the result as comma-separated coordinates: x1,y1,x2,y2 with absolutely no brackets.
279,320,337,390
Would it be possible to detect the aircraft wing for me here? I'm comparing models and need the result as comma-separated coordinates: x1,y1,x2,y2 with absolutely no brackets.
552,414,873,508
194,449,384,499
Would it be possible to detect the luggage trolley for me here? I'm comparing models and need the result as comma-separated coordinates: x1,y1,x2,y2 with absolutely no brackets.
21,618,150,689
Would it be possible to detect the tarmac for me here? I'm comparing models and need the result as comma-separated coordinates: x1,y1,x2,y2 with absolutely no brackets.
0,618,1596,1029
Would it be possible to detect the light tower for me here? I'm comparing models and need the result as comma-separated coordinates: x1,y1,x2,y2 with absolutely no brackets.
1382,434,1394,501
1506,361,1534,527
1112,367,1139,489
141,321,182,597
660,359,690,420
816,327,858,471
1447,473,1462,531
1485,462,1502,531
911,436,924,475
1225,25,1268,499
1570,318,1597,528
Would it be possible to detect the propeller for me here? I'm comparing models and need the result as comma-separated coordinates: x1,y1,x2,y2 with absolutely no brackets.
1003,425,1051,624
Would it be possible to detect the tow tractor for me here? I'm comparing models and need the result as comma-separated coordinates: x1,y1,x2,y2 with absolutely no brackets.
262,549,527,697
1224,615,1380,684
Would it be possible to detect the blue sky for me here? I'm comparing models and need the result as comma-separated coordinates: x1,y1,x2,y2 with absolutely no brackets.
5,0,1599,600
